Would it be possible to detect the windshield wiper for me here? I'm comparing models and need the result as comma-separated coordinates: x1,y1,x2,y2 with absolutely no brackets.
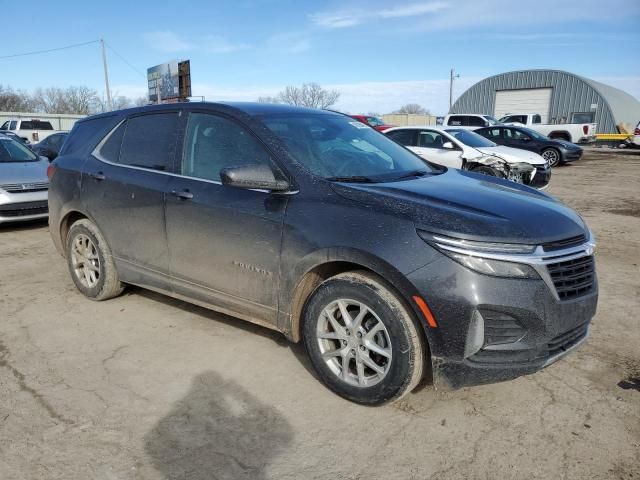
392,169,429,181
326,175,377,183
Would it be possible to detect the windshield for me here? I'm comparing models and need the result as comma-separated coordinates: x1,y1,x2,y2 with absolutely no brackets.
261,113,434,182
483,116,500,126
445,129,497,148
0,136,38,162
366,117,385,127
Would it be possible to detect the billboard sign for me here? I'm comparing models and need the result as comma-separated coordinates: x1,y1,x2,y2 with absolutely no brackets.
147,61,179,102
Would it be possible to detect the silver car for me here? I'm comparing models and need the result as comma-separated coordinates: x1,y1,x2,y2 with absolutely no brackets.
0,134,49,224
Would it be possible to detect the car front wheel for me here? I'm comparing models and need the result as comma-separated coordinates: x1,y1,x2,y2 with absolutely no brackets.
303,271,425,405
542,148,562,167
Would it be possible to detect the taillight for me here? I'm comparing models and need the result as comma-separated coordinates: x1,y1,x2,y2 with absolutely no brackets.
583,125,589,135
635,128,640,135
47,163,56,180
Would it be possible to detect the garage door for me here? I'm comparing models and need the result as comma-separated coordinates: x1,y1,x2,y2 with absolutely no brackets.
494,88,553,123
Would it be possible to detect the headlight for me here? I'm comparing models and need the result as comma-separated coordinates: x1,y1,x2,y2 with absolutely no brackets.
417,231,539,279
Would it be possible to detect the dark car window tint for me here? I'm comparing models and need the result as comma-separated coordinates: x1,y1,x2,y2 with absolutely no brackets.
48,135,63,149
182,113,271,181
119,113,179,171
9,121,17,130
19,120,54,130
505,129,529,140
467,116,485,127
418,130,446,148
533,115,542,124
97,122,126,163
386,129,416,146
482,128,502,139
0,137,38,162
0,121,8,130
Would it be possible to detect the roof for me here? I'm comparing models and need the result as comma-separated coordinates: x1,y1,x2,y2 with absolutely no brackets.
579,76,640,128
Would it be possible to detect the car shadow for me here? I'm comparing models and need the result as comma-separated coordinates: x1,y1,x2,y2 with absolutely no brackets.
144,371,293,480
0,218,48,232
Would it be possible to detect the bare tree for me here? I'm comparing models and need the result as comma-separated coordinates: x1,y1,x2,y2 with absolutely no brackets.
257,96,279,104
276,83,340,109
0,85,35,112
395,103,430,115
32,86,100,114
366,111,381,118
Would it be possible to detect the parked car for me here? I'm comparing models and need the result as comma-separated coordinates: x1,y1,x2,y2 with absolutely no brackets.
0,118,63,144
0,130,32,146
385,126,551,189
442,114,501,130
0,133,49,224
49,103,597,405
474,125,583,167
499,113,597,144
31,132,68,161
349,114,394,132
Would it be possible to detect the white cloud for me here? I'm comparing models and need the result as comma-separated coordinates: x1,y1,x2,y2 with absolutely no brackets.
311,1,449,28
142,31,194,53
203,35,252,54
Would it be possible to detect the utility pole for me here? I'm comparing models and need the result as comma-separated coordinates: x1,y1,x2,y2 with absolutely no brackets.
100,38,113,111
449,68,460,111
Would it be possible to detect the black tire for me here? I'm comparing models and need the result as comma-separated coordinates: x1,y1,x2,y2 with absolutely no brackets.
541,147,562,167
472,165,503,177
66,219,124,301
302,271,425,405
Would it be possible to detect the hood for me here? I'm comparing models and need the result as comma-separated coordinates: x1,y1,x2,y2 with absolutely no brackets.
331,169,587,244
477,145,546,165
0,158,49,185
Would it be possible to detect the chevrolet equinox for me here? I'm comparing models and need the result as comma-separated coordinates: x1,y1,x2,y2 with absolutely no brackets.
48,103,598,405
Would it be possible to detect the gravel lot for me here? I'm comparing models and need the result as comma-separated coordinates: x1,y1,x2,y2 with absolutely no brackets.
1,151,639,480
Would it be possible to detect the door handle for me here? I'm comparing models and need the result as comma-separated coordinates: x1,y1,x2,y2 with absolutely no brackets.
170,190,194,200
89,171,105,181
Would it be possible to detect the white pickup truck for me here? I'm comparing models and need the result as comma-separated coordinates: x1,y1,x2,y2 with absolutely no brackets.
499,113,597,144
0,118,62,144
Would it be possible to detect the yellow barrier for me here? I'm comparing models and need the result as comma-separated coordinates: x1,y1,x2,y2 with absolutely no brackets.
595,134,633,141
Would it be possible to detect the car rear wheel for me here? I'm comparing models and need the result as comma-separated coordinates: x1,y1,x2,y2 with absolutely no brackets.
542,148,562,167
66,219,124,301
302,271,425,405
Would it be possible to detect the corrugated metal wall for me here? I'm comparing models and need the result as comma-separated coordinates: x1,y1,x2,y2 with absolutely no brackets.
450,70,617,133
0,112,86,131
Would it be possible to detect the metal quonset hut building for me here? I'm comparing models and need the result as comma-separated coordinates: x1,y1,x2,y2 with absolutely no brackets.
450,69,640,134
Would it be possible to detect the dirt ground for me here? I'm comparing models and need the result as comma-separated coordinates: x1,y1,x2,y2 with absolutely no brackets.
1,151,639,480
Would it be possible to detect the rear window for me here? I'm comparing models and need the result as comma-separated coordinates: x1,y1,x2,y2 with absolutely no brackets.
118,113,179,171
19,120,54,130
0,137,38,162
447,115,466,126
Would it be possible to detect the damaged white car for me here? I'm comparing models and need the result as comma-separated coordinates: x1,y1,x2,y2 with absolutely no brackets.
385,126,551,189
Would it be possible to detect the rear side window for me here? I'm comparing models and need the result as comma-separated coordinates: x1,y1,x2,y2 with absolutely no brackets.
119,113,179,171
181,112,271,181
386,129,416,146
533,115,542,124
418,130,447,148
447,115,466,126
62,116,119,156
95,122,126,163
19,120,54,130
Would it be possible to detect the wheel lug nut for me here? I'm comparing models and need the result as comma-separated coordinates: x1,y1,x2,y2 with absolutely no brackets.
359,345,366,351
342,340,347,346
356,332,362,338
351,349,355,355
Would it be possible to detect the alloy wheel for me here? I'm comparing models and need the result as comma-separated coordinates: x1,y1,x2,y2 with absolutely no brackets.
70,234,101,288
316,299,392,387
542,149,560,167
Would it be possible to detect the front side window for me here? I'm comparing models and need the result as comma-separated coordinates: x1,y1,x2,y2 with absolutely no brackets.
0,137,38,162
533,115,542,124
0,121,8,130
262,113,433,182
505,128,530,140
418,130,448,148
386,129,416,146
182,113,271,181
119,113,179,171
482,128,503,139
9,121,17,130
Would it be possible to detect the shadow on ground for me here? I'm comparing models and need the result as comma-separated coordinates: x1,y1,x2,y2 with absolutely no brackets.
144,371,293,480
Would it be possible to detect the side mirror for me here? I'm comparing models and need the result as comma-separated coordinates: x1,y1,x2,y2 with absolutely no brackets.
220,164,290,192
442,141,454,149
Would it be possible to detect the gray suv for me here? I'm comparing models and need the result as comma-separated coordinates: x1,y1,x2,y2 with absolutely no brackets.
48,103,598,405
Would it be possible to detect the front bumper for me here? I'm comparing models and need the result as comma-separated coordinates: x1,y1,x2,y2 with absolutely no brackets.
561,148,583,163
407,248,598,390
527,165,551,189
0,189,49,224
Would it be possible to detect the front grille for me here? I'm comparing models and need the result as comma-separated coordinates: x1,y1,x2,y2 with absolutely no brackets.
0,182,48,193
0,201,48,217
481,310,527,346
548,322,589,357
546,255,595,300
543,234,586,252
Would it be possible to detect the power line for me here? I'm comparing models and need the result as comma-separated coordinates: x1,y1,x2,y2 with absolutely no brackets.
105,42,146,78
0,40,100,59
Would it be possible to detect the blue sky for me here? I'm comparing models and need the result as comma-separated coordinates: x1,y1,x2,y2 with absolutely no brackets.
2,0,639,114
